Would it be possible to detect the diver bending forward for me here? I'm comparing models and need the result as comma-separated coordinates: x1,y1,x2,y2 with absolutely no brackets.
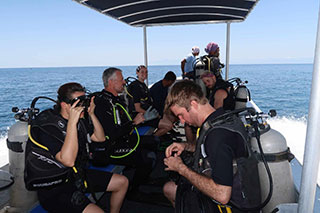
163,80,246,212
36,82,128,213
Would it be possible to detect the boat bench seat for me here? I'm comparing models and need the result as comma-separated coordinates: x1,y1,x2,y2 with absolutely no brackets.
29,126,153,213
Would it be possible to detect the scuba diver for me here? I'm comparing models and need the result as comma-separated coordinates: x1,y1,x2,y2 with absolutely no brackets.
202,42,225,79
127,65,154,116
126,65,174,137
150,71,176,117
28,82,128,213
181,46,200,80
162,80,247,212
94,67,158,197
200,71,235,110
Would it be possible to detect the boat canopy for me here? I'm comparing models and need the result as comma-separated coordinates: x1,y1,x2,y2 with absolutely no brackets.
74,0,259,27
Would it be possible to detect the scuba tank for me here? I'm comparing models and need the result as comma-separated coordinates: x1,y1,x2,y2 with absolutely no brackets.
6,107,38,212
233,108,296,212
234,85,251,109
228,78,251,109
193,58,207,96
250,121,296,213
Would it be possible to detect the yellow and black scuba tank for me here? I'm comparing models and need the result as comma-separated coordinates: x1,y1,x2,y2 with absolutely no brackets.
193,55,225,96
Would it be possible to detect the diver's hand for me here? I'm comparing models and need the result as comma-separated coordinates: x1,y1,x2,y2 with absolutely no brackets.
69,99,84,126
133,112,145,125
165,142,186,158
164,156,187,173
87,96,95,117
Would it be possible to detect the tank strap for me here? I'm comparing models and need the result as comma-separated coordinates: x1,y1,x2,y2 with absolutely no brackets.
255,148,295,162
6,139,23,152
235,97,247,102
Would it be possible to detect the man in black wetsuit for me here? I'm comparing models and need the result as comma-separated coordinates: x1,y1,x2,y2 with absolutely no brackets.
150,71,176,117
162,80,246,212
201,71,235,110
94,67,156,195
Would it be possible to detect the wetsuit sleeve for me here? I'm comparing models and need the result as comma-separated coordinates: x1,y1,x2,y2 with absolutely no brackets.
205,129,236,186
94,96,134,142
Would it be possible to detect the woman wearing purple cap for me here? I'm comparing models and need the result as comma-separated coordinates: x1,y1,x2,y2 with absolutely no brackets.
202,42,224,79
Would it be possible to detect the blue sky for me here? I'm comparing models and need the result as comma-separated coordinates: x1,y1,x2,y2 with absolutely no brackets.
0,0,319,68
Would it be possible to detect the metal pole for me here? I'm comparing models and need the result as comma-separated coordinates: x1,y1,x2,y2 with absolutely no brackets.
143,25,149,86
225,22,231,80
298,3,320,212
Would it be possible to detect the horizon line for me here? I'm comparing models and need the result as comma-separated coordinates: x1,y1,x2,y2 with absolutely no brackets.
0,62,313,69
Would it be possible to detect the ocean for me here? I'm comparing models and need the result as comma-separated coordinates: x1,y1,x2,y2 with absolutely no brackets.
0,64,312,179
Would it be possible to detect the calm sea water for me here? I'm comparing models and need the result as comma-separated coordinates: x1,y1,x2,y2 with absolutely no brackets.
0,64,311,135
0,64,313,171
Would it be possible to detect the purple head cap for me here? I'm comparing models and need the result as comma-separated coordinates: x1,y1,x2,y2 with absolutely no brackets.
205,42,219,54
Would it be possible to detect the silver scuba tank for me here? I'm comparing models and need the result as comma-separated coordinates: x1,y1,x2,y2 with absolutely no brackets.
6,116,37,212
234,85,250,109
194,59,207,97
250,126,296,213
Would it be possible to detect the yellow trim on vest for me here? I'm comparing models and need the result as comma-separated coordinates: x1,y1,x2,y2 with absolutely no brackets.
196,128,200,139
28,125,49,151
217,204,232,213
124,84,148,102
72,167,87,188
205,55,211,72
124,86,133,98
29,124,80,185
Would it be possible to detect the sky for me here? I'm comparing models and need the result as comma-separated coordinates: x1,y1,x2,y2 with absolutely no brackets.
0,0,319,68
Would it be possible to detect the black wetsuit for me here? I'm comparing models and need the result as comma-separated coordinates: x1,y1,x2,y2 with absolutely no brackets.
127,80,160,127
127,80,153,114
209,78,235,110
94,89,135,143
36,109,112,213
176,108,246,213
94,89,156,190
150,80,169,117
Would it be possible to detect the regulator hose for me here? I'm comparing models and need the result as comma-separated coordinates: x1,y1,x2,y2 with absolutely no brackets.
231,120,274,212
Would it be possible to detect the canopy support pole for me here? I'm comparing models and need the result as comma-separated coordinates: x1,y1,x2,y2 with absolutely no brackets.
225,22,231,80
143,25,149,86
298,3,320,213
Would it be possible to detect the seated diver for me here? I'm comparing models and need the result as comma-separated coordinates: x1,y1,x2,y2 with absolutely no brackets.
200,71,235,110
94,68,159,198
126,65,174,137
162,80,246,212
184,71,236,149
32,82,128,213
150,71,179,138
